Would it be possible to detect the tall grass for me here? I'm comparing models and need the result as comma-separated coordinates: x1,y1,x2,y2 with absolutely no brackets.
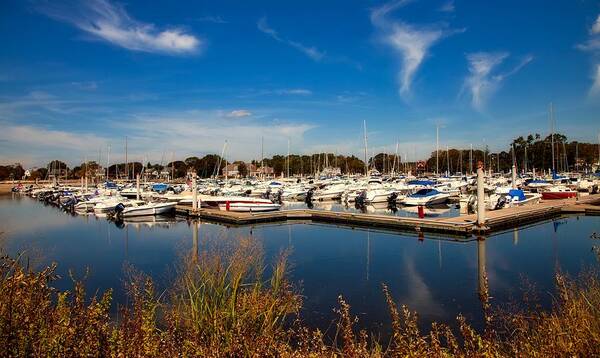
1,237,600,357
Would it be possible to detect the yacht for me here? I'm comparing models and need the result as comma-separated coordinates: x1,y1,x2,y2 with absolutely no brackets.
402,188,450,206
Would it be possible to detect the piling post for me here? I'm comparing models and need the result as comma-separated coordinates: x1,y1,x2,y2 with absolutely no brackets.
192,173,198,212
511,165,517,189
477,162,486,226
85,176,88,192
136,174,140,200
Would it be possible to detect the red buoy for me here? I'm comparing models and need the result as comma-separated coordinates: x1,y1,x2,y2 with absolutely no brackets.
418,205,424,218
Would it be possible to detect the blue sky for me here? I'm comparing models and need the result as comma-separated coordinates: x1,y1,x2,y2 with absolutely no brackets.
1,0,599,167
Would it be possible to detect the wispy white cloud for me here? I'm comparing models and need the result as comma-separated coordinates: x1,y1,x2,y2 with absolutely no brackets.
464,52,533,110
195,15,227,24
592,14,600,35
279,88,312,95
36,0,201,55
257,16,325,61
370,0,462,97
226,109,252,118
439,0,455,13
577,14,600,96
238,88,313,98
591,64,600,96
71,81,98,90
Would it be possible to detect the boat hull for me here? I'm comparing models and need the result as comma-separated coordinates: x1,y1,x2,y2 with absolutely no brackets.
121,203,176,217
542,192,576,200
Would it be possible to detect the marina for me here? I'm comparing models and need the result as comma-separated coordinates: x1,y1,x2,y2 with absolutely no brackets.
2,0,600,354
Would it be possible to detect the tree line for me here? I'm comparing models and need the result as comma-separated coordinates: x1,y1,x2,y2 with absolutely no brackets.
2,133,598,181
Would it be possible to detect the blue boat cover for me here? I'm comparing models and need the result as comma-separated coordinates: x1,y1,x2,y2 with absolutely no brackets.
104,181,117,189
508,189,526,201
152,183,168,192
410,188,440,197
408,180,435,186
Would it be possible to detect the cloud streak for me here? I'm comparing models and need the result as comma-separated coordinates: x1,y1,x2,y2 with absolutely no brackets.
226,109,252,118
257,17,325,61
577,13,600,96
370,0,460,97
37,0,201,55
465,52,532,110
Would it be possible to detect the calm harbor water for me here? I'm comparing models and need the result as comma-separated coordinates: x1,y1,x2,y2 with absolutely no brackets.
1,194,598,335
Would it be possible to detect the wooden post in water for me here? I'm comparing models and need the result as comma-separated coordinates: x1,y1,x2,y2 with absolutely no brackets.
192,173,198,211
136,174,140,200
477,163,486,226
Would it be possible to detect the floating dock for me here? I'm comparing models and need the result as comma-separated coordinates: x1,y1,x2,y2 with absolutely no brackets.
175,194,600,237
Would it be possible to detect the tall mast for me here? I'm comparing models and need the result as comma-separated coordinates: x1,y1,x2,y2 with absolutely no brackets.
469,144,473,174
261,136,264,180
436,124,439,175
550,102,555,173
171,151,174,181
575,142,579,173
107,144,111,180
363,120,368,176
524,146,528,173
125,136,128,180
287,138,290,178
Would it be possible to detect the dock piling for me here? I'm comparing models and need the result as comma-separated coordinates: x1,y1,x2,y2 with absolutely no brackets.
512,165,517,189
477,165,486,226
136,174,140,200
192,173,198,211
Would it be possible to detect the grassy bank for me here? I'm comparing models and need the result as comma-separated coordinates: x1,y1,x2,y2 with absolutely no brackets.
1,237,599,357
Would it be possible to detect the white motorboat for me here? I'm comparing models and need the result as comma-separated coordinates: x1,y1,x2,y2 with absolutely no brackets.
200,196,281,212
505,189,542,207
402,188,450,206
118,201,177,217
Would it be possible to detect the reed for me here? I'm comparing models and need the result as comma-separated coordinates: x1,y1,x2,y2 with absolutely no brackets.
1,240,599,357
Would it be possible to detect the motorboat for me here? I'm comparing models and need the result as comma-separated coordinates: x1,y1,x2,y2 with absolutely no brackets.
117,201,177,217
200,196,281,212
524,179,551,189
505,189,542,207
402,188,450,206
541,185,577,200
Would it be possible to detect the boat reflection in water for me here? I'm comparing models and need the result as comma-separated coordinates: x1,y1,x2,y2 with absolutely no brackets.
113,215,183,230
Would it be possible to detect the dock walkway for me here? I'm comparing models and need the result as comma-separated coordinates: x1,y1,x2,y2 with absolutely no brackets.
175,194,600,237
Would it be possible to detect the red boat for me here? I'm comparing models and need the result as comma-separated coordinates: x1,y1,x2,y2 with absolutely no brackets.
541,186,577,200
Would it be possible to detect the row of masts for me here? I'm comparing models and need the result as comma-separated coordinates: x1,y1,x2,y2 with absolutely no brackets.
59,101,600,182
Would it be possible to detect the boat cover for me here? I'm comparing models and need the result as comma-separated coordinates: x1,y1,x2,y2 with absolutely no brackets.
508,189,526,201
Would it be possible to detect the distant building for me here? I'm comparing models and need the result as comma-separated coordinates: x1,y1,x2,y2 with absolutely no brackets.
248,163,274,177
224,163,240,177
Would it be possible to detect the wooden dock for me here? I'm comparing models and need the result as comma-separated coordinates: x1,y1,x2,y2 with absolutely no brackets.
176,194,600,237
